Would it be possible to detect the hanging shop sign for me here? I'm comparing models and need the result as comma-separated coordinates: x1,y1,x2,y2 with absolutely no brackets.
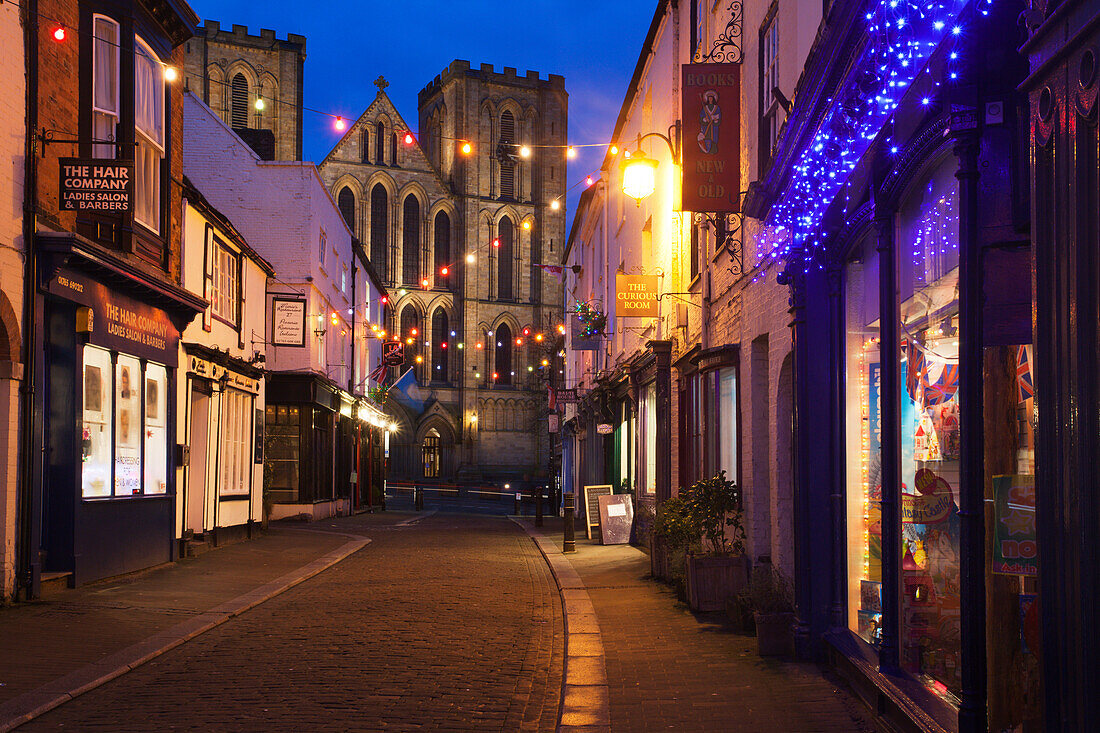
382,340,405,366
47,268,178,365
548,413,560,433
615,273,659,318
271,297,306,346
555,388,578,404
596,423,614,435
58,158,133,214
681,64,740,213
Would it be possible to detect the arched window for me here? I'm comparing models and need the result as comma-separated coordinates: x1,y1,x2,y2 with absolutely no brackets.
434,211,450,288
431,308,448,381
499,111,515,198
402,195,420,285
391,132,398,166
230,73,248,128
495,323,512,385
337,187,355,233
361,128,370,163
375,121,385,164
400,307,419,376
497,216,514,300
370,184,388,279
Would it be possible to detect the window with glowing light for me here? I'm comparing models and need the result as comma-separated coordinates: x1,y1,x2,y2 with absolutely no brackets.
134,37,164,234
844,233,882,646
896,158,961,700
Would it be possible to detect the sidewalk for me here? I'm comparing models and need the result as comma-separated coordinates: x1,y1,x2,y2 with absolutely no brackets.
0,520,380,731
521,516,875,733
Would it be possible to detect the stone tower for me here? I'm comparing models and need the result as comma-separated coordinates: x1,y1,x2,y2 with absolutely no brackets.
318,62,568,484
182,22,305,161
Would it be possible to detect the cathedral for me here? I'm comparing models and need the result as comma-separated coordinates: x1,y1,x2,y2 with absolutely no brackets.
185,27,568,485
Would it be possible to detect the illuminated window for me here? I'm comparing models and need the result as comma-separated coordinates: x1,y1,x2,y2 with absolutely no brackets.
211,238,239,324
134,37,164,234
220,389,252,496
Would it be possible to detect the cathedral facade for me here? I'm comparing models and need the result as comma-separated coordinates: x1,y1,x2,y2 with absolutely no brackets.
318,63,567,484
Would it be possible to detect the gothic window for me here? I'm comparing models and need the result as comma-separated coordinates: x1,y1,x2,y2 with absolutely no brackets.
499,111,516,199
231,73,248,128
338,186,355,233
370,184,388,279
400,306,419,377
391,132,398,166
434,211,451,288
497,216,514,300
361,129,370,163
495,323,512,385
375,121,385,164
402,195,420,285
431,308,448,382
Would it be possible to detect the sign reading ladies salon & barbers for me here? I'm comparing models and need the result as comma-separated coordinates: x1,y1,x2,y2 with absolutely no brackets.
59,158,133,214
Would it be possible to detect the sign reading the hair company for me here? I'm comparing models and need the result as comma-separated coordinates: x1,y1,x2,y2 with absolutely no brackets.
681,64,741,214
58,158,133,214
615,273,659,318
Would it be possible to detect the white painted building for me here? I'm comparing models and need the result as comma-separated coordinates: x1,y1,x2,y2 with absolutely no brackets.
176,180,274,550
183,92,390,521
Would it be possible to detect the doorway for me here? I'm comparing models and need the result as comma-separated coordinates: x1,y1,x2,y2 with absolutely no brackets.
186,386,210,535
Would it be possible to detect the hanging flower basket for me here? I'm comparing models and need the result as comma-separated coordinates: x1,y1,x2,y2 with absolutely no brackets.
575,301,607,338
366,386,390,405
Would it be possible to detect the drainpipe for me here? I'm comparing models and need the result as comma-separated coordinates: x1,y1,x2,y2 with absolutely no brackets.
18,0,40,601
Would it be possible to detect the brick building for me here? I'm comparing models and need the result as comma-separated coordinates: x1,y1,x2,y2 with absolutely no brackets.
182,21,306,161
317,63,567,485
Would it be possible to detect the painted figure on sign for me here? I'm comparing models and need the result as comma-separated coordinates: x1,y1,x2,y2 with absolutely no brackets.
698,90,720,154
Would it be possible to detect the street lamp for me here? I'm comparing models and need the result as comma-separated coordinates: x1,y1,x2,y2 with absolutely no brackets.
618,122,681,202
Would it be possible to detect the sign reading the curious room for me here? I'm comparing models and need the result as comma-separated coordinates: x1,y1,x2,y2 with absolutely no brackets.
615,273,659,318
681,64,741,214
58,158,133,214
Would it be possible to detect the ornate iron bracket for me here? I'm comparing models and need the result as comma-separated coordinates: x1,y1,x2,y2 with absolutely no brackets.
693,211,744,278
697,1,744,64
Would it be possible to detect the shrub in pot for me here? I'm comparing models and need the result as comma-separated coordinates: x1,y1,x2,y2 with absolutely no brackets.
748,563,795,656
650,495,696,584
681,471,749,612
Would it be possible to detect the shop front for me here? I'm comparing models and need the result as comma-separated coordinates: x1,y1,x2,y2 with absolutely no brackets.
35,236,203,587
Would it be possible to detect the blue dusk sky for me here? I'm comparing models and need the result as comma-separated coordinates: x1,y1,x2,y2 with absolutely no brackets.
188,0,657,231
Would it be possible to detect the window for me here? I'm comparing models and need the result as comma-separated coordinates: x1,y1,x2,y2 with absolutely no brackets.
92,16,119,159
760,8,780,164
422,429,441,478
391,132,398,166
690,223,700,280
400,307,419,376
341,264,347,294
718,366,738,483
230,73,248,128
495,323,512,385
370,184,388,278
264,405,300,498
134,37,164,234
499,111,516,199
319,227,327,267
81,346,169,498
211,238,239,324
434,211,450,288
690,0,705,60
338,186,355,233
375,121,385,164
643,382,657,494
361,129,370,163
220,389,252,496
402,195,420,284
497,216,514,300
431,308,448,381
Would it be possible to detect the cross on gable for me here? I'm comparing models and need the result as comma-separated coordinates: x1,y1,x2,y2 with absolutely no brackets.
374,76,389,92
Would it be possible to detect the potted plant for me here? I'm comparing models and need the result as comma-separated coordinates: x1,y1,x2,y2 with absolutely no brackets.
649,495,697,585
681,471,749,612
747,563,795,656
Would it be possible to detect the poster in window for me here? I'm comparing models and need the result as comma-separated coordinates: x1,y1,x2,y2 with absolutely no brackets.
84,365,102,413
145,376,159,423
120,364,132,399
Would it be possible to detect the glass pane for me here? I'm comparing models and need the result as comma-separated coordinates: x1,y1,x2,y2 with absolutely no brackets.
81,346,113,497
645,382,656,494
115,355,142,496
897,158,962,700
719,367,737,483
143,363,168,494
93,18,118,115
845,235,882,644
135,138,161,233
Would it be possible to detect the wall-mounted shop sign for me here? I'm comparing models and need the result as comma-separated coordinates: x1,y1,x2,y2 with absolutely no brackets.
271,297,306,346
596,423,614,435
615,272,659,318
187,355,260,393
48,269,178,365
59,158,133,213
681,64,741,213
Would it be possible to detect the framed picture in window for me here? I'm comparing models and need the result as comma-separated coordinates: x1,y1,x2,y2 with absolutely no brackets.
120,364,132,399
84,365,103,415
146,376,160,423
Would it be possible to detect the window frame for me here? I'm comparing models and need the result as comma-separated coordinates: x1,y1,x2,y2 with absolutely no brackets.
91,14,120,160
133,35,165,236
210,236,240,326
759,3,780,172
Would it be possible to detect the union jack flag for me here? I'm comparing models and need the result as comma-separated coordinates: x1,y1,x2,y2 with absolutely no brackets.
1017,345,1034,403
369,361,389,385
923,363,959,406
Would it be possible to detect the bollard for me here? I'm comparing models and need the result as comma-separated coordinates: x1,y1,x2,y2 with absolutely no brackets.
562,492,576,553
535,485,543,527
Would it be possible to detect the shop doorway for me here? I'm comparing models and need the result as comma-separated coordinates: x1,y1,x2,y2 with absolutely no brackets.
186,387,210,534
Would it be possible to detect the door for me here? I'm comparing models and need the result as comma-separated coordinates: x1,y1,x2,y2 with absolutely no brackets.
186,387,210,534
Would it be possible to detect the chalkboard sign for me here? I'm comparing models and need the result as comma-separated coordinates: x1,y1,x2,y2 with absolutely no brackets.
583,484,613,539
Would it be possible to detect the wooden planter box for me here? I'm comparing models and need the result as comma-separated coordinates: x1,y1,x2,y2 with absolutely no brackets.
685,554,750,612
754,612,794,657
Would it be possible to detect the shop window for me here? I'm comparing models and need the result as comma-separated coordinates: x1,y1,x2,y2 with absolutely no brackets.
844,233,882,645
134,37,164,234
92,16,119,159
81,346,113,497
718,366,738,485
143,364,167,494
221,389,252,496
211,238,239,325
114,355,142,495
264,405,300,498
896,158,961,699
643,381,656,494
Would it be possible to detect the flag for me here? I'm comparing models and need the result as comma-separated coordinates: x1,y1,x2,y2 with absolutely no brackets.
923,363,959,406
389,367,425,413
904,341,927,405
537,264,565,281
369,361,388,384
1017,345,1034,403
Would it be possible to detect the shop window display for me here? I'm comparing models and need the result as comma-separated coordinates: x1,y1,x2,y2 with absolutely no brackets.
143,364,167,494
81,346,113,498
844,235,881,645
896,158,961,700
115,355,143,496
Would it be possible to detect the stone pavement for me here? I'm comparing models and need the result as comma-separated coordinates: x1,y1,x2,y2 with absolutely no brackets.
521,516,876,733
